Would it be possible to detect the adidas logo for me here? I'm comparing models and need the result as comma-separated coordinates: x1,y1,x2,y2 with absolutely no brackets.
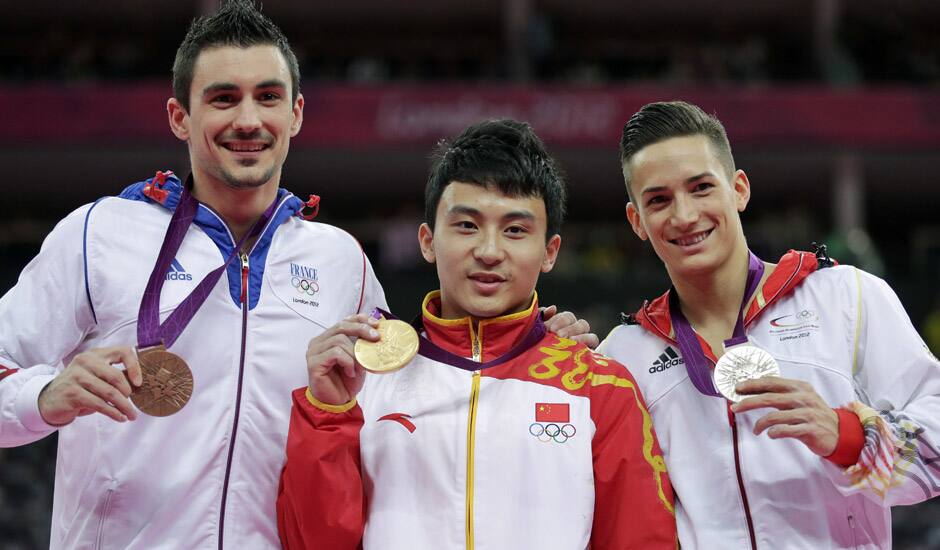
165,258,193,281
650,347,683,373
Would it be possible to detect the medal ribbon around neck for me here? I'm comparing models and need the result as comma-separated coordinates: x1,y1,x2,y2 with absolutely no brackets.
668,251,765,397
137,178,280,349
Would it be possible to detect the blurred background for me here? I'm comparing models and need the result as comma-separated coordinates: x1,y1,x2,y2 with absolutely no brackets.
1,0,939,548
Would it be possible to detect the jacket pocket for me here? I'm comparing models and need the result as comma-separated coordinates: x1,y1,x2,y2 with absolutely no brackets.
94,488,115,550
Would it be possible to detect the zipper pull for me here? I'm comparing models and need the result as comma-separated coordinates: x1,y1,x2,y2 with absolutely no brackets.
240,252,250,304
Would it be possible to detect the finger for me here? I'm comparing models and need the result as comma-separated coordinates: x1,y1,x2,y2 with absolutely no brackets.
766,423,812,441
734,376,802,396
752,409,809,435
732,393,803,414
555,317,588,338
109,347,143,388
87,360,134,398
540,305,558,320
545,311,577,333
69,388,129,423
343,313,380,326
334,348,360,380
333,320,381,342
314,346,357,378
77,374,138,421
570,333,600,349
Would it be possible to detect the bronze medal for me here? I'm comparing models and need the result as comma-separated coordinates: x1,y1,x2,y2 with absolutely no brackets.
132,345,194,416
354,318,419,374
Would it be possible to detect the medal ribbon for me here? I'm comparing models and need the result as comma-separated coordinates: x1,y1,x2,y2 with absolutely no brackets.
137,179,280,349
668,251,765,397
373,308,547,372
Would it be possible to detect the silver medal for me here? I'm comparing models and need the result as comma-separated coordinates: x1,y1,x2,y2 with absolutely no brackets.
713,344,780,403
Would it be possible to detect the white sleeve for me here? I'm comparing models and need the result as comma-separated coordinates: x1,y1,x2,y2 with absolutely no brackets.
824,268,940,506
0,204,98,447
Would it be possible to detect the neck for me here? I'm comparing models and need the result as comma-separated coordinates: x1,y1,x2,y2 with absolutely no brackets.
670,245,751,331
190,175,279,243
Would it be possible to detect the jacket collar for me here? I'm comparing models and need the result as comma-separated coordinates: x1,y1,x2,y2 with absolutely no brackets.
634,250,823,345
120,171,305,238
420,290,540,362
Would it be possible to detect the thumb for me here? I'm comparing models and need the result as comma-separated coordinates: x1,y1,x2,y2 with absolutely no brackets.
541,305,558,320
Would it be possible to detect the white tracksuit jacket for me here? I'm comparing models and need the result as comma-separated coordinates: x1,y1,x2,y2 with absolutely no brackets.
0,172,386,549
598,250,940,550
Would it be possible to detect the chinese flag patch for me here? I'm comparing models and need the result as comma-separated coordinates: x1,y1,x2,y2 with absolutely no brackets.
535,403,569,423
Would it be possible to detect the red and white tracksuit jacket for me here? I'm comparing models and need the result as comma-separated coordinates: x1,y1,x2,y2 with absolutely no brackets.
277,292,677,549
598,250,940,549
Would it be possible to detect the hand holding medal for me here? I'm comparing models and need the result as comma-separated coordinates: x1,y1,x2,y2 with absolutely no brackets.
668,251,840,456
354,311,419,374
670,251,776,400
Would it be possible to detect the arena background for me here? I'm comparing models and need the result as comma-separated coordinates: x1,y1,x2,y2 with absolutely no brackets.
1,1,939,547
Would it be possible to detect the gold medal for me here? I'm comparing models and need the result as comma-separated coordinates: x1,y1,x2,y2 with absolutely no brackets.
354,318,419,374
132,345,194,416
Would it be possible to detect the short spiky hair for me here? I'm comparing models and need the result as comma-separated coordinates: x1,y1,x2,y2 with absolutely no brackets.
619,101,735,201
424,119,567,238
172,0,300,112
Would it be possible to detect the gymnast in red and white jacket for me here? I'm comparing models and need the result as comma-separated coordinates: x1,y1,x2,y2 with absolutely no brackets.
277,292,677,550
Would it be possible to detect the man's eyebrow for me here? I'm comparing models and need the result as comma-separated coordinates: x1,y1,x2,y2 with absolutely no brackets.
202,82,238,97
446,205,481,217
641,185,667,197
256,79,288,90
640,172,716,196
685,172,715,183
502,210,536,222
201,79,288,97
446,205,536,222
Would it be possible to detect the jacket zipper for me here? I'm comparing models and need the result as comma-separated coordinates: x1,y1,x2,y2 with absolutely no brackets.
470,322,482,362
642,307,760,548
728,403,758,550
465,371,481,550
94,488,115,550
218,252,251,549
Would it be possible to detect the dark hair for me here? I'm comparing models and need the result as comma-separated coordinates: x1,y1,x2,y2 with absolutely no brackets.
619,100,735,200
172,0,300,112
424,119,567,238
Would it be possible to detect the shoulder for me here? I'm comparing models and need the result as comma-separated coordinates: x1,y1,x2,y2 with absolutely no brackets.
598,323,665,371
278,218,366,256
511,334,643,396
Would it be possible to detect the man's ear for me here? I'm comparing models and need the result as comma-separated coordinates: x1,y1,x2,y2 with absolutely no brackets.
289,93,304,137
167,98,189,141
626,202,648,241
541,234,562,273
732,169,751,212
418,223,435,263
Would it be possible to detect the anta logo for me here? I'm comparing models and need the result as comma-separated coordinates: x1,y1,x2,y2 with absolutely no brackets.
378,412,416,433
650,347,683,373
165,259,193,281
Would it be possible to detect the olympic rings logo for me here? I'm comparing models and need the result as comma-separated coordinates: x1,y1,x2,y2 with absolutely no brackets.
529,422,576,444
291,277,319,296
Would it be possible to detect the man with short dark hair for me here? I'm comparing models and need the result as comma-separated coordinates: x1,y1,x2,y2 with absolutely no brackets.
599,100,940,549
0,2,383,548
277,119,677,549
0,3,593,548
